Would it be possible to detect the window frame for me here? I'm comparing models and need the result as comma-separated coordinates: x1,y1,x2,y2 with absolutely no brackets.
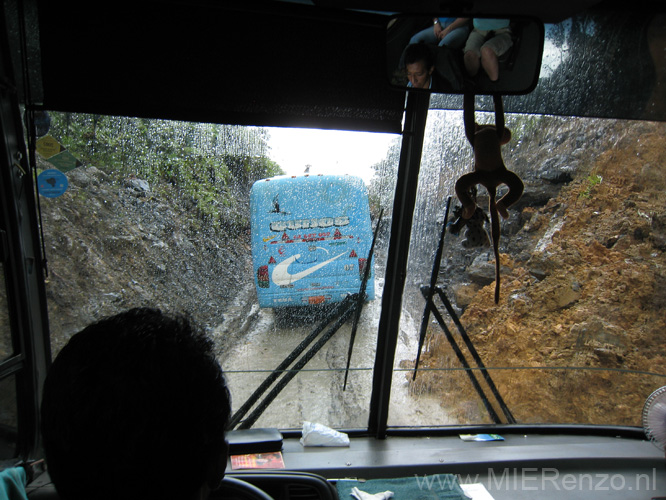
0,30,52,458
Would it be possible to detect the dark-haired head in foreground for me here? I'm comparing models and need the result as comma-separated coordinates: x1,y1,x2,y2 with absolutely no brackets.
41,308,232,500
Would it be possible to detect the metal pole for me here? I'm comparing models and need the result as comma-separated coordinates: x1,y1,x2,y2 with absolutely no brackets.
368,91,430,438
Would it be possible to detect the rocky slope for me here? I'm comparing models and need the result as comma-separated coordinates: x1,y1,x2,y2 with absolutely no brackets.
40,164,252,356
409,120,666,426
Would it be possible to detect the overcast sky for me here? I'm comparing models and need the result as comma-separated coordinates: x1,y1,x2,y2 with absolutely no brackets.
267,127,398,184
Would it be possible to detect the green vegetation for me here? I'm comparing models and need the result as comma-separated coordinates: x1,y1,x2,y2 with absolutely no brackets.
47,112,283,228
580,173,603,198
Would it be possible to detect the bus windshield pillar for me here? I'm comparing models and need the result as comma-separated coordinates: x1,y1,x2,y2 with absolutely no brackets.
368,91,430,438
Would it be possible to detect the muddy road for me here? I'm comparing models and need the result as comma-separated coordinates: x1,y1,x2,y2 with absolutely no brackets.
213,273,453,430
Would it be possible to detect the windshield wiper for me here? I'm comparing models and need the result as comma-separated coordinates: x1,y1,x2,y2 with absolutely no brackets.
228,213,383,430
414,198,515,424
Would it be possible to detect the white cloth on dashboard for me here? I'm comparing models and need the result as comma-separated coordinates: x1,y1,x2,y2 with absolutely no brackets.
350,486,394,500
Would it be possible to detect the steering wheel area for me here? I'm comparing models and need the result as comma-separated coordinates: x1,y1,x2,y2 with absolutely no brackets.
214,476,274,500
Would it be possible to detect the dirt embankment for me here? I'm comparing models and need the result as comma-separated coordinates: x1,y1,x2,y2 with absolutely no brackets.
407,122,666,426
40,164,252,357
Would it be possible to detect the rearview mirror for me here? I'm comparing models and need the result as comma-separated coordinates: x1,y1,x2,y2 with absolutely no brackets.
387,16,544,95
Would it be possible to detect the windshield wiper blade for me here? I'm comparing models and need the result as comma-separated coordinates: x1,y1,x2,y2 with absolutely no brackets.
228,295,357,430
433,285,516,424
412,196,515,424
235,297,358,429
413,196,452,378
343,208,383,391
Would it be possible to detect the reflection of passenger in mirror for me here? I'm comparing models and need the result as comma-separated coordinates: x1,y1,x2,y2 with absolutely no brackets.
405,43,442,90
463,19,513,83
397,18,470,72
409,17,469,50
388,16,533,93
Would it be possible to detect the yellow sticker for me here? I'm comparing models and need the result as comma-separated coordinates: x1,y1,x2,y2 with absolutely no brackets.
36,135,63,159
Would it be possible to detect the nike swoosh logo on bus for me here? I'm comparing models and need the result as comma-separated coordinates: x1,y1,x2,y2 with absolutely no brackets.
272,252,346,286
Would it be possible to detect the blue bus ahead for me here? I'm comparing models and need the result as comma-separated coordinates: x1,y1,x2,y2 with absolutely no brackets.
250,174,375,308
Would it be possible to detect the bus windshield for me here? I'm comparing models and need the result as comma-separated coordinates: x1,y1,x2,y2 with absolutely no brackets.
30,12,666,433
36,117,400,429
34,108,666,432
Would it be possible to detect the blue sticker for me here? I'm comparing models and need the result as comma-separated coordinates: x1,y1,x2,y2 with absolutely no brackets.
37,169,69,198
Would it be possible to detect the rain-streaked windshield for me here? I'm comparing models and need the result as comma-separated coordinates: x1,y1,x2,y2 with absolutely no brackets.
387,110,666,427
35,11,666,430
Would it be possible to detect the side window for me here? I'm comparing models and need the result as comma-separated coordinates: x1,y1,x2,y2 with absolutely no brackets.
0,263,11,362
0,258,19,459
0,374,18,460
